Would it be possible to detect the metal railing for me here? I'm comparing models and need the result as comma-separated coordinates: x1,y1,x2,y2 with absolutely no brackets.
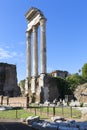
0,104,81,119
28,105,81,119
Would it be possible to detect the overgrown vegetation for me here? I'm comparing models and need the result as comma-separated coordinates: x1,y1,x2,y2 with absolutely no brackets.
65,63,87,93
66,73,86,92
82,63,87,79
51,63,87,99
53,77,71,99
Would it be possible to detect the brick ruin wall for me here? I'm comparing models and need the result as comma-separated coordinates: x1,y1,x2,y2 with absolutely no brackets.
0,96,29,108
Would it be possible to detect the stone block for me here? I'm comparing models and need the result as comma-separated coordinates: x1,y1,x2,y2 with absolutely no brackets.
26,116,40,125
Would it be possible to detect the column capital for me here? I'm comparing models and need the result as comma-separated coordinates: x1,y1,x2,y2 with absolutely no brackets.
26,30,31,33
32,25,38,33
26,31,31,39
40,18,47,26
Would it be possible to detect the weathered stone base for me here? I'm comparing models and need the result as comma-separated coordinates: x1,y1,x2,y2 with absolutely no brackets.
27,74,59,103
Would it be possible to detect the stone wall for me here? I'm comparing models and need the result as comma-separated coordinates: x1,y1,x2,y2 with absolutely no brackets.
74,83,87,102
0,96,29,108
28,74,59,103
0,63,20,97
9,97,29,108
45,75,59,102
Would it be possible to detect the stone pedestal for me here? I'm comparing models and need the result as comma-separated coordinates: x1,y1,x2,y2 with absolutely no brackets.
25,78,29,95
38,74,48,102
31,77,36,94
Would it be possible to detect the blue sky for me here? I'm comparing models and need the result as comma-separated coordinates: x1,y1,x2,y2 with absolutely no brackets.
0,0,87,82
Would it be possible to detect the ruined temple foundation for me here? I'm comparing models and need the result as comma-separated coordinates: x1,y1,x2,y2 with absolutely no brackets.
25,74,59,103
25,7,59,103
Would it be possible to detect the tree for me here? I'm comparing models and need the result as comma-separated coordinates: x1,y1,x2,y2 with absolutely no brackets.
78,69,81,75
66,73,85,92
82,63,87,80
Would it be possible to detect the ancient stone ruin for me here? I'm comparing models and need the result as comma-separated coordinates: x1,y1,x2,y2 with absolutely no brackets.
25,7,59,103
0,63,20,97
74,83,87,103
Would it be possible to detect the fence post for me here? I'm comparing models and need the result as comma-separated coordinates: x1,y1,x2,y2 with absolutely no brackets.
53,106,55,116
16,109,18,118
35,107,36,116
1,95,3,105
70,106,72,118
62,105,64,116
40,106,42,115
26,96,29,108
47,105,49,116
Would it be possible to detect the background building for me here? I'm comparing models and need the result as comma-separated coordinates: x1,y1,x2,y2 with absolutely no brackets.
50,70,69,78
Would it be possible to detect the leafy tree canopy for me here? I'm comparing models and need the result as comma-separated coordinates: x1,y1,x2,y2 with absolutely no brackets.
66,73,85,92
82,63,87,79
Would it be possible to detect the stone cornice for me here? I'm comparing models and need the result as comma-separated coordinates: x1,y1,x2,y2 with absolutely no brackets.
25,7,44,22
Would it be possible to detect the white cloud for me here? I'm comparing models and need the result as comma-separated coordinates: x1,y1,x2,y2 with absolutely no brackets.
0,48,12,59
0,47,25,61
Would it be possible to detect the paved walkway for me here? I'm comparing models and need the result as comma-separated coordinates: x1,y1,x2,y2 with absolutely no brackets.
0,119,34,130
0,122,33,130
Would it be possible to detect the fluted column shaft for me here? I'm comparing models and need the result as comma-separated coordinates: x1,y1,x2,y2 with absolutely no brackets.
33,26,38,77
26,31,31,78
40,18,47,74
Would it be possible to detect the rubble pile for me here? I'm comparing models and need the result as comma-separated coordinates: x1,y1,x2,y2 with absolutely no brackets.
26,116,87,130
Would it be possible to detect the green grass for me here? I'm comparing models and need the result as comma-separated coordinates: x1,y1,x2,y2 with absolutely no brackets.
0,107,81,120
0,109,34,119
28,106,81,119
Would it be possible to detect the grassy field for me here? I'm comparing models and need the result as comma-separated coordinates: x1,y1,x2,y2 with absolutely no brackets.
0,106,81,120
0,109,33,119
38,106,81,118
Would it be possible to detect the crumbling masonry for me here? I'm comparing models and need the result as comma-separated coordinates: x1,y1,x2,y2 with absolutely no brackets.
0,63,20,97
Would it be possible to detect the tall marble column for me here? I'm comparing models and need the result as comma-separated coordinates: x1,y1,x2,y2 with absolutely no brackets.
25,31,31,95
40,18,47,74
26,31,31,78
33,25,38,77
